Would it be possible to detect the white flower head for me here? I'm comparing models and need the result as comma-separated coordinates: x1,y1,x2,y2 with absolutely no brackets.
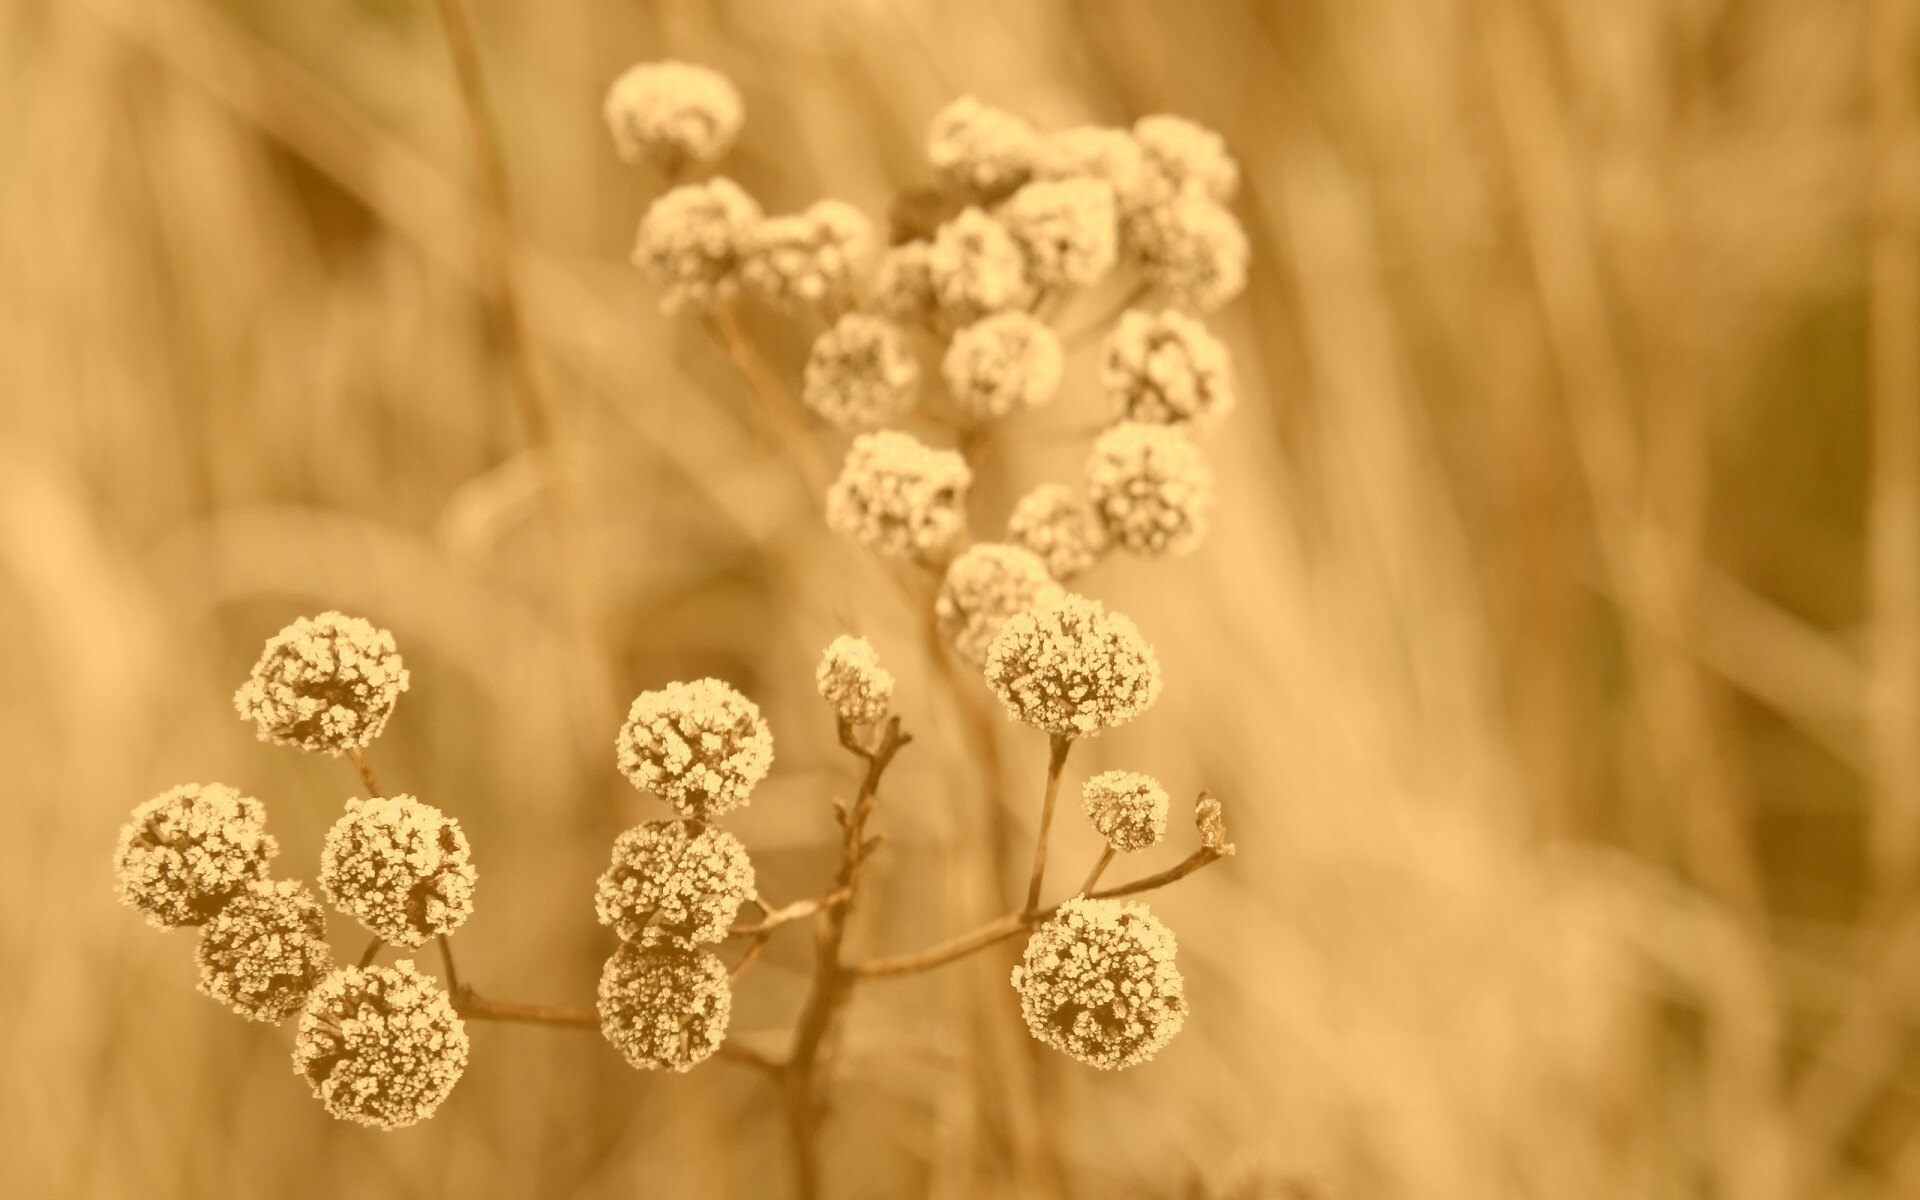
928,207,1031,323
293,961,469,1130
1134,114,1239,203
603,61,744,170
596,819,755,944
997,177,1119,290
815,635,894,726
1102,308,1235,428
983,594,1162,738
1087,423,1216,558
935,543,1064,668
1133,192,1249,313
616,679,774,819
943,311,1064,422
926,95,1040,199
197,879,333,1023
740,200,872,311
866,240,939,325
1080,770,1170,852
1011,896,1187,1069
319,795,476,948
826,431,973,562
633,177,763,313
1006,483,1110,581
113,783,277,928
234,612,409,755
1033,125,1156,216
598,929,732,1072
802,314,919,430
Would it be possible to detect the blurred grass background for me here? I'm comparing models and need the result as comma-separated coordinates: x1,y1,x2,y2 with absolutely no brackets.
0,0,1914,1196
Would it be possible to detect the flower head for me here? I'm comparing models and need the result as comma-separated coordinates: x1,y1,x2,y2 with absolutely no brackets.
983,594,1162,738
293,961,469,1130
1134,114,1239,203
1006,483,1110,581
1134,192,1248,312
196,879,333,1023
598,929,732,1072
233,612,409,755
113,783,277,928
616,679,773,819
1087,423,1216,558
926,96,1039,200
1034,126,1155,215
319,795,476,948
866,240,938,325
942,312,1064,421
1103,308,1235,428
997,178,1118,290
815,635,894,726
802,314,919,430
1011,896,1187,1069
740,200,872,310
826,431,973,562
935,544,1064,668
633,178,763,313
603,61,743,171
1080,771,1170,852
928,207,1030,323
596,819,755,944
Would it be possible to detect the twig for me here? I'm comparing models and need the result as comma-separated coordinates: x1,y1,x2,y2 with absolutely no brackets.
455,990,598,1029
1079,846,1118,896
345,747,383,797
731,888,852,936
358,937,383,968
1024,735,1074,913
731,936,771,983
437,934,462,997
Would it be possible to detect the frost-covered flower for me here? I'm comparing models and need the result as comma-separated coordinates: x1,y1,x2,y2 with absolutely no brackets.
815,635,894,726
1087,423,1216,558
233,612,409,755
1080,771,1169,853
926,96,1039,199
942,311,1063,421
319,795,476,948
935,544,1064,668
983,594,1162,738
740,200,872,310
1134,114,1239,203
1033,126,1156,216
1102,308,1235,428
1134,192,1248,313
598,929,731,1072
603,61,744,170
197,879,333,1023
616,679,774,819
1011,896,1187,1070
1006,483,1110,581
928,207,1030,322
633,177,763,313
997,178,1118,289
826,431,973,562
596,819,754,945
113,783,277,928
293,961,469,1130
867,240,938,325
802,314,918,430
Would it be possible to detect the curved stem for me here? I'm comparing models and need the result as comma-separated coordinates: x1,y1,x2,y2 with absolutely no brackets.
1024,735,1074,913
1080,846,1118,896
345,747,383,797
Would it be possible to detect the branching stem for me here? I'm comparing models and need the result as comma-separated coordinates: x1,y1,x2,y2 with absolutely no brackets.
1024,735,1075,913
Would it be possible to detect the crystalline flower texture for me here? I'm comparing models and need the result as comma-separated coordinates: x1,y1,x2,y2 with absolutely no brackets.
113,782,278,928
233,611,409,755
1006,483,1110,582
1102,308,1236,429
293,960,470,1130
603,60,744,172
1086,422,1217,558
1011,896,1188,1070
595,819,755,944
983,593,1162,738
935,543,1064,668
803,313,919,430
942,311,1063,422
616,678,774,819
319,794,477,948
196,878,333,1023
815,635,894,726
1080,770,1170,853
598,928,733,1072
825,430,973,562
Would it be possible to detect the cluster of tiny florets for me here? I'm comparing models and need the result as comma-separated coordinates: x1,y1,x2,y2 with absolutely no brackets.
942,312,1064,421
603,61,743,171
997,177,1119,290
866,240,938,324
1103,308,1235,428
293,961,469,1130
596,820,755,944
1006,484,1110,581
196,879,333,1023
1034,126,1156,216
616,679,774,819
233,612,409,755
741,200,872,310
1134,191,1249,313
815,635,894,726
318,795,476,948
826,431,973,562
634,178,763,313
1081,771,1170,853
983,594,1162,738
928,207,1030,322
936,544,1064,668
1011,896,1188,1070
926,96,1039,200
1134,114,1241,204
803,314,919,430
598,929,733,1072
1087,423,1216,558
113,783,278,928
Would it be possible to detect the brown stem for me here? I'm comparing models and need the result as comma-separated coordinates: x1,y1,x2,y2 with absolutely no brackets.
1080,846,1118,896
1024,735,1074,913
357,937,383,968
436,934,462,997
731,935,770,983
729,888,852,937
702,305,832,499
345,747,383,797
456,991,597,1028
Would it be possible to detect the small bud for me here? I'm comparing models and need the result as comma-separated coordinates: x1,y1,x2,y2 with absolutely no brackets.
113,783,277,928
598,929,732,1072
1011,896,1187,1069
1006,483,1110,582
616,679,774,819
983,594,1161,739
1080,771,1170,852
815,635,894,726
596,819,755,945
802,314,919,430
826,431,973,563
319,795,476,948
233,612,409,756
603,61,744,171
196,879,332,1023
1196,792,1234,855
1087,423,1216,558
942,311,1064,422
293,961,469,1130
935,543,1064,668
633,178,763,313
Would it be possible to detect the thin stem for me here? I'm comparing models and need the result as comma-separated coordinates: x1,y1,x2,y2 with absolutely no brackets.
702,305,832,498
456,992,597,1028
437,934,462,997
358,937,383,968
730,888,852,937
731,935,771,983
1024,735,1074,914
1080,846,1118,896
1062,279,1149,348
345,747,383,797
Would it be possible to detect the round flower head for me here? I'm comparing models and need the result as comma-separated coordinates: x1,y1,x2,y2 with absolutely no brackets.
1080,770,1170,852
1011,896,1187,1070
943,311,1064,421
866,240,938,325
997,177,1119,290
1134,192,1249,313
1087,423,1216,558
293,961,469,1130
1103,308,1235,428
233,611,409,755
740,200,872,311
983,594,1162,738
603,61,744,171
1034,126,1156,216
595,819,755,944
598,929,732,1072
802,314,919,430
926,95,1039,200
197,879,333,1023
633,177,763,313
825,431,973,562
616,678,774,819
1134,114,1240,203
318,795,476,948
815,635,894,726
1006,483,1110,581
929,207,1030,323
935,543,1064,668
113,783,277,928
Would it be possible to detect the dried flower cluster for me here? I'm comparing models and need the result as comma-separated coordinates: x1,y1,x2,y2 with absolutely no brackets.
825,431,973,562
633,178,763,313
293,960,470,1129
943,311,1064,421
615,678,775,819
815,634,894,726
1103,308,1235,428
233,611,409,755
1006,484,1110,581
803,314,919,430
1012,897,1188,1070
741,200,872,311
1081,770,1170,852
603,61,743,171
596,819,755,944
196,879,334,1023
1087,422,1216,558
113,783,278,928
319,794,477,948
936,543,1064,668
984,594,1163,738
598,928,733,1072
